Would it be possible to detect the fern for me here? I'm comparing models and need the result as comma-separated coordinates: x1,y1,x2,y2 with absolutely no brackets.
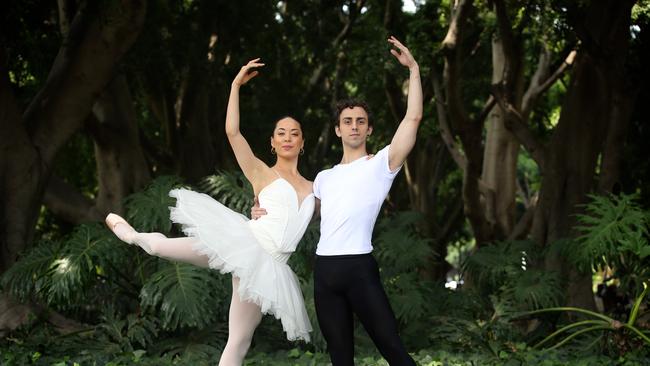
200,170,253,215
374,211,434,275
96,307,160,352
125,175,185,234
373,211,436,340
463,240,562,311
463,240,533,288
126,313,160,348
150,326,227,363
140,262,228,330
501,269,563,310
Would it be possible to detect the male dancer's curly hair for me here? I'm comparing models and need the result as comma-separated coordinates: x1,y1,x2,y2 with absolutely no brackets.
332,99,373,127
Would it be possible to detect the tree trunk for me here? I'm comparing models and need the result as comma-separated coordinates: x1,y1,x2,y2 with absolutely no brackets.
91,73,151,214
177,67,218,183
482,37,520,239
0,67,44,274
533,0,636,310
0,1,146,274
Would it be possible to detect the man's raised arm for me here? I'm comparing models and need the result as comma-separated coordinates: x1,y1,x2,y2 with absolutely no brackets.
386,36,423,172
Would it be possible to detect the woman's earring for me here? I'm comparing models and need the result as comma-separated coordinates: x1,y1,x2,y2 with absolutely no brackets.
271,147,276,155
300,148,305,155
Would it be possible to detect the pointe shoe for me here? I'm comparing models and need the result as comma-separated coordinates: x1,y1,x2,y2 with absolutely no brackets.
105,213,137,244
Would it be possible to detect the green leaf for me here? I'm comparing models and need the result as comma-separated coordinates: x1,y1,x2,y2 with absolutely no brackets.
125,176,185,234
1,240,61,302
200,170,254,215
140,262,225,330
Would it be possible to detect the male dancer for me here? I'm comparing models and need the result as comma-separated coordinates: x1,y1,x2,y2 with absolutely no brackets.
254,36,421,365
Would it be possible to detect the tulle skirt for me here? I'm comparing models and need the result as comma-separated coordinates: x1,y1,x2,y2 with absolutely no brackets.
168,189,311,342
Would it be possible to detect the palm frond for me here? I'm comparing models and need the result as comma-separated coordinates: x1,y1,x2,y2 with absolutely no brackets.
199,170,253,215
571,193,649,269
46,223,120,305
140,262,227,330
0,239,60,302
566,193,650,293
125,175,185,234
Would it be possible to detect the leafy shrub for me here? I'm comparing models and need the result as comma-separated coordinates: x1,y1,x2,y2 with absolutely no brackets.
567,193,650,295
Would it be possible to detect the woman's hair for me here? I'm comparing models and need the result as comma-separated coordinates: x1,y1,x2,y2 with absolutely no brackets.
332,99,373,127
272,115,303,137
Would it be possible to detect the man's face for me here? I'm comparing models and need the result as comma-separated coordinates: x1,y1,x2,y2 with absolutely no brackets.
335,106,372,149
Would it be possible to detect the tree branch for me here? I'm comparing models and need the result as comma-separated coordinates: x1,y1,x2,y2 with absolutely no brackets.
492,0,520,89
25,0,147,164
441,0,473,51
432,70,466,170
507,193,537,240
474,95,496,125
522,49,576,117
306,0,364,95
43,175,102,224
440,0,480,163
492,84,546,170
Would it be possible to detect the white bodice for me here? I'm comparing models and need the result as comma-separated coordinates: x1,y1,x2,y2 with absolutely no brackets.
247,179,315,262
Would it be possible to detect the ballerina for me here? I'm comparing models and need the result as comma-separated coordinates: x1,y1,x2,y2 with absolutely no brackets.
106,58,314,366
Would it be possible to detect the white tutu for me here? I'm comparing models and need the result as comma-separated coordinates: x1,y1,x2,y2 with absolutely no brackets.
168,186,313,342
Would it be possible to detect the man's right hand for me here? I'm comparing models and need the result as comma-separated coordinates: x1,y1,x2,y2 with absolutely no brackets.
250,197,268,220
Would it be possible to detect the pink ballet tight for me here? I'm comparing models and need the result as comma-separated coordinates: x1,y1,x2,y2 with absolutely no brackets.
110,221,262,365
219,277,263,366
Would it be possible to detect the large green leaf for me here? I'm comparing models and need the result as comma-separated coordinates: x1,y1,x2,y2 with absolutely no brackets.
0,240,60,302
140,262,226,330
46,224,111,305
125,176,185,234
199,170,254,215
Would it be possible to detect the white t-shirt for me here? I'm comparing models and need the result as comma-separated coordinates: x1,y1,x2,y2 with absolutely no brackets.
313,145,401,255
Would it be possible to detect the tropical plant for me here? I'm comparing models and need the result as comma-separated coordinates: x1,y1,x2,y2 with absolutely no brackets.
373,211,436,348
1,223,135,314
463,240,564,311
567,193,650,296
140,262,228,330
503,193,650,354
520,282,650,354
0,175,232,356
200,170,254,215
124,175,186,233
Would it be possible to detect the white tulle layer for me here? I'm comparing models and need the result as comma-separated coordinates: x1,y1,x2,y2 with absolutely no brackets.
168,189,311,342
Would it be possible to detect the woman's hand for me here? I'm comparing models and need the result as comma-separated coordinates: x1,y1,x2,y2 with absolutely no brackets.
233,58,265,87
387,36,417,70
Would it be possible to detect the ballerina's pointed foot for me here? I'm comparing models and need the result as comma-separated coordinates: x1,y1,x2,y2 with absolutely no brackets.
105,213,137,244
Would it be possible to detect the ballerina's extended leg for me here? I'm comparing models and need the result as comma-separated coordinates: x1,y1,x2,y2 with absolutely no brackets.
105,213,209,268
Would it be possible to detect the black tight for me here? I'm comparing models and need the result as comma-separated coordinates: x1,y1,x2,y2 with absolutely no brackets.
314,254,416,366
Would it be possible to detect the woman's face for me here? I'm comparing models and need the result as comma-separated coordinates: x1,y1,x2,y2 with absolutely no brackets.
270,117,304,158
